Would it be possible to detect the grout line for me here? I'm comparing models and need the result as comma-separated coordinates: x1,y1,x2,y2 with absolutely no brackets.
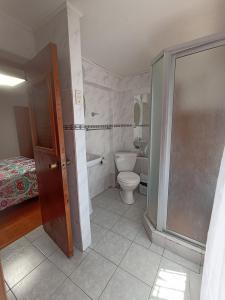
6,235,58,292
96,232,135,299
70,281,93,299
9,256,48,291
118,239,160,289
147,252,164,299
93,190,200,273
93,200,144,222
96,261,119,299
91,209,144,244
46,255,92,300
8,289,17,300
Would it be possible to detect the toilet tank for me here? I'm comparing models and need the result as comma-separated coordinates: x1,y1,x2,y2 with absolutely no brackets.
115,152,137,172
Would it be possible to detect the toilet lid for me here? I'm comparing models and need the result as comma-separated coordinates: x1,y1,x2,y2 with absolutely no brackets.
118,172,140,184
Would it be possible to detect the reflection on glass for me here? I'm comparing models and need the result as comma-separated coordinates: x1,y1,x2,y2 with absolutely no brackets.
167,45,225,244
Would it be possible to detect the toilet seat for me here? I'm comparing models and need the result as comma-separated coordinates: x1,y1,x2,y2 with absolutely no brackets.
117,172,140,185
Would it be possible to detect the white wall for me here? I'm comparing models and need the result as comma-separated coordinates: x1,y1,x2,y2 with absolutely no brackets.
0,86,29,159
0,11,35,60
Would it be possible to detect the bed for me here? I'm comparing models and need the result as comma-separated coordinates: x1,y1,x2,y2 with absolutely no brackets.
0,156,38,211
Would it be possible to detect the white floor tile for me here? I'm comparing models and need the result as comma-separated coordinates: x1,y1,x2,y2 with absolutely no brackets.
92,192,112,210
90,222,108,248
7,290,16,300
91,207,120,229
1,237,31,261
12,260,66,300
49,278,91,300
149,258,191,300
49,248,87,276
111,217,141,241
25,226,45,242
120,243,161,286
92,231,132,265
3,187,202,300
124,206,144,223
163,250,200,273
70,251,116,300
133,192,147,210
100,268,151,300
2,245,45,288
33,233,58,257
134,226,151,248
150,243,164,256
93,189,131,216
106,196,130,216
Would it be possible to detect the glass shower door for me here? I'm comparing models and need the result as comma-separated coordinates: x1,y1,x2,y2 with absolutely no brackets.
166,45,225,244
148,57,163,227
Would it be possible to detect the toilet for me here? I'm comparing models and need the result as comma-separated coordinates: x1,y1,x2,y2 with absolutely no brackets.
115,152,140,204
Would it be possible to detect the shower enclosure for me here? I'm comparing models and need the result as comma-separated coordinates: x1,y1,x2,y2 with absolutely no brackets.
146,33,225,253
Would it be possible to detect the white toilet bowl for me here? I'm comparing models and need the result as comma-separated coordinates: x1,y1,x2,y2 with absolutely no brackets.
117,171,140,204
115,152,140,204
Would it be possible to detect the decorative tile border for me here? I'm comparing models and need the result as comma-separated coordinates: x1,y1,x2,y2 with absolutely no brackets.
64,124,86,130
64,124,149,131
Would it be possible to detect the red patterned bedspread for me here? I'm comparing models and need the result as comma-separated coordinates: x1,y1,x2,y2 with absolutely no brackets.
0,156,38,211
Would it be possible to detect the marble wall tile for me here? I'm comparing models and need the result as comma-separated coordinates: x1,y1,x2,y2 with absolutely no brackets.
84,84,113,125
119,72,151,92
83,59,121,90
113,91,133,124
83,60,118,197
83,55,151,201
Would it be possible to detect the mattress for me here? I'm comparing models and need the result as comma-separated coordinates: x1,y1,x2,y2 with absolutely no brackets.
0,156,38,211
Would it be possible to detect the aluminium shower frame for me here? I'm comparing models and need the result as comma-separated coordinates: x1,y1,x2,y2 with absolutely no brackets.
149,33,225,247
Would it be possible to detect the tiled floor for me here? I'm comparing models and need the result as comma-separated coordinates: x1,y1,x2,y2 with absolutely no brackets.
1,188,202,300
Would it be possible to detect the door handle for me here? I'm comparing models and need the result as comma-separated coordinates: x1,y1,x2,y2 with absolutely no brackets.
49,162,58,170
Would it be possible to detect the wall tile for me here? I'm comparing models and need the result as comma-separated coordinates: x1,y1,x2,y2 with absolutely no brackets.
83,59,151,201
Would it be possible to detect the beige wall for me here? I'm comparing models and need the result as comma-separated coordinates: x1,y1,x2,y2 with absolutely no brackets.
0,86,29,159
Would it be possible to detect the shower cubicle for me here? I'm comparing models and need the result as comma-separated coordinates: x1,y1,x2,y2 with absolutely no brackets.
145,33,225,261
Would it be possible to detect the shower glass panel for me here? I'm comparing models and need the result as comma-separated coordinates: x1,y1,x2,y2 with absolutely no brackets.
148,57,163,227
167,45,225,244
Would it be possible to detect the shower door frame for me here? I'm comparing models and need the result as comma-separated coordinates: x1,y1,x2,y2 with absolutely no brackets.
154,33,225,246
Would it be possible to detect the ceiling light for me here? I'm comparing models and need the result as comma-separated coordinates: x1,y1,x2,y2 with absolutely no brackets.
0,73,25,87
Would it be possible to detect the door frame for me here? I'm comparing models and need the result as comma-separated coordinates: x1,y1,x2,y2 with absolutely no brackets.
153,33,225,246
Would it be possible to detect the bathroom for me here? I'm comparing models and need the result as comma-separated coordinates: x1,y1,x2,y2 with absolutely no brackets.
82,31,225,299
1,1,225,299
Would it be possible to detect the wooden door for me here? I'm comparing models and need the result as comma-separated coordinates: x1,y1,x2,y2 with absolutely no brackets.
25,43,73,257
14,106,34,158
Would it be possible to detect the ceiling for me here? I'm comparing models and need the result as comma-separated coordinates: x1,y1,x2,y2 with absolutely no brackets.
0,0,224,76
